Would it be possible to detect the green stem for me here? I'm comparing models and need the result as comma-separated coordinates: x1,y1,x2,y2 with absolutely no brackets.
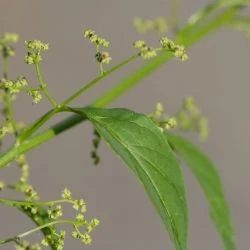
62,54,139,106
0,219,76,245
0,8,236,169
3,56,8,79
0,198,74,207
34,62,57,107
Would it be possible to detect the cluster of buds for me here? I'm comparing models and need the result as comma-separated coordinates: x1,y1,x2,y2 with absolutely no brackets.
160,37,188,61
95,51,112,64
62,188,99,245
150,102,178,131
83,29,111,72
83,29,109,47
24,40,49,64
0,32,19,58
41,230,66,250
0,76,43,104
71,217,100,245
91,129,101,165
176,96,209,140
150,98,208,140
133,40,157,59
27,89,42,104
134,17,168,34
0,76,28,94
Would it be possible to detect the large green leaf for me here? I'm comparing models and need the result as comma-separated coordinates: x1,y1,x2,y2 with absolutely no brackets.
167,134,235,250
73,107,187,250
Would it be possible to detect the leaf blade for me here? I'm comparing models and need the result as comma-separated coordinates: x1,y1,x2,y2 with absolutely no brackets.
167,133,235,250
74,107,188,250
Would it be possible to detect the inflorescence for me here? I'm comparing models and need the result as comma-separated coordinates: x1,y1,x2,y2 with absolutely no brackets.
133,37,188,61
83,29,111,74
150,97,208,140
1,188,99,249
134,17,168,34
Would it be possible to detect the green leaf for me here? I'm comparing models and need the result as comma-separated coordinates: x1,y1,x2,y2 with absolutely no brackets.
167,134,235,250
73,107,187,250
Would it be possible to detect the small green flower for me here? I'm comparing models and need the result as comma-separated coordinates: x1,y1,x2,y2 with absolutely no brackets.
134,17,168,34
73,199,86,213
160,37,188,61
61,188,72,200
40,238,49,247
25,40,49,51
133,40,157,59
81,233,92,245
133,40,146,49
95,51,112,64
48,205,63,219
27,90,42,104
24,40,48,64
1,32,19,44
83,29,109,47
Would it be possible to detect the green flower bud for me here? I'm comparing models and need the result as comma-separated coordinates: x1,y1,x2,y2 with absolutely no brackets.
95,51,112,64
25,40,49,51
27,90,42,104
61,187,72,200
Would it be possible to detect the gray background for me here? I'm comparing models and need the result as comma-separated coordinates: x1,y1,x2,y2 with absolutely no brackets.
0,1,249,249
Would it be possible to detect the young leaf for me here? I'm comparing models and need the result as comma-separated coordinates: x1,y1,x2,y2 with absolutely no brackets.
167,133,235,250
72,107,187,250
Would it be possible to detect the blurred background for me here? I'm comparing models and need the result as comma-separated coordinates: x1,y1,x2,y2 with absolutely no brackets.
0,0,249,249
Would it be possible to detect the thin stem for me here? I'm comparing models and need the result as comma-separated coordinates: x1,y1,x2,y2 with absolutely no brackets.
34,62,57,107
0,198,74,207
3,56,8,79
99,63,104,75
0,219,76,245
61,54,139,106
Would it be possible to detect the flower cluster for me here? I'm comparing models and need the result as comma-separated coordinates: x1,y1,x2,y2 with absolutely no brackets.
133,40,157,59
27,89,42,104
0,32,19,58
0,76,43,104
134,17,168,34
95,51,112,64
1,76,28,94
150,97,209,140
91,129,101,165
176,96,209,140
24,40,49,64
11,188,99,249
83,29,111,73
83,29,109,47
150,102,178,131
160,37,188,61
